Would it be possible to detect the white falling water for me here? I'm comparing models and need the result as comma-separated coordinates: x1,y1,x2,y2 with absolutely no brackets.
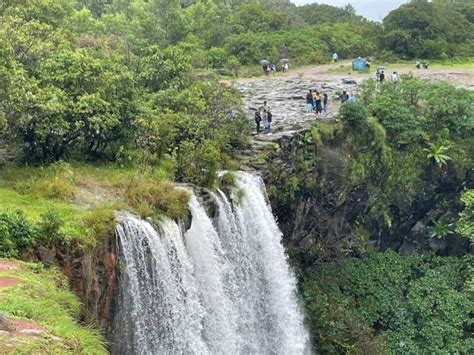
114,171,310,354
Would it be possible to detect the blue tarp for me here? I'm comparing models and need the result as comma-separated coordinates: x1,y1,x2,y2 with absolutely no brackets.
352,58,367,71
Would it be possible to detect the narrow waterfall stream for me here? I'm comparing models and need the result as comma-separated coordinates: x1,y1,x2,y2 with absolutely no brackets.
113,172,310,354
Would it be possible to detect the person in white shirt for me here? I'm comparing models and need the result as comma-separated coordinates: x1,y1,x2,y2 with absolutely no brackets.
390,71,399,84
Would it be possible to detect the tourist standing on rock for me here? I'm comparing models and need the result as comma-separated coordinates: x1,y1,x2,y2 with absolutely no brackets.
323,93,328,113
315,92,322,114
332,52,338,63
306,90,313,113
340,90,349,103
266,111,273,134
283,62,289,72
255,110,262,134
374,69,380,81
380,71,385,82
261,100,270,128
390,71,398,84
263,64,271,77
263,100,270,114
271,64,276,75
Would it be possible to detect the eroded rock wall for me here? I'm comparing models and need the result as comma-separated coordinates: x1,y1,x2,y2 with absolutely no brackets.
27,232,118,336
262,131,472,265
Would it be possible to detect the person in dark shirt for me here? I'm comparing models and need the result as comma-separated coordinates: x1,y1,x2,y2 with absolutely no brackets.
266,111,273,133
380,71,385,82
315,91,322,114
255,110,262,134
323,93,328,113
341,90,349,103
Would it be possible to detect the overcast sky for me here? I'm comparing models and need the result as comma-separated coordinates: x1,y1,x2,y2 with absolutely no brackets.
292,0,409,22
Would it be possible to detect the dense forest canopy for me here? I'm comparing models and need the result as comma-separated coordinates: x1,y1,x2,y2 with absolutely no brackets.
381,0,474,59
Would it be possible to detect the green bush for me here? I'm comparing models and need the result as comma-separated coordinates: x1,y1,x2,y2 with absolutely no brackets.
207,47,228,69
37,210,64,245
83,207,116,242
0,210,38,257
126,178,190,220
339,101,368,127
176,140,221,189
301,252,474,354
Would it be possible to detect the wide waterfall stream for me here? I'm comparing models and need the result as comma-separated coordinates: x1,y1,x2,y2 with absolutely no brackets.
113,172,310,354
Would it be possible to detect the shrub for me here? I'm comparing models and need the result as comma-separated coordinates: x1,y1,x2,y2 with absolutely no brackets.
31,162,76,201
218,172,237,188
338,101,368,128
0,210,38,257
83,207,116,242
207,47,228,69
126,178,190,220
37,210,64,245
176,140,221,189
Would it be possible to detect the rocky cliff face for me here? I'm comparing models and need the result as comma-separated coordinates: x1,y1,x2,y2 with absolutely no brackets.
27,231,118,336
260,131,471,265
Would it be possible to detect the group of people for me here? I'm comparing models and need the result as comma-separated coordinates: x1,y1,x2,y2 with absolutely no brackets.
416,61,429,69
339,90,357,103
374,69,399,84
374,69,385,82
306,90,329,114
254,101,273,134
263,62,289,76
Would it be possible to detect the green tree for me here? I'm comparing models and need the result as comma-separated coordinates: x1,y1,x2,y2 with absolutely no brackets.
382,0,474,58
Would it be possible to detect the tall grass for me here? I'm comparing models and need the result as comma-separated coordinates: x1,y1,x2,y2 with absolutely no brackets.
0,261,107,354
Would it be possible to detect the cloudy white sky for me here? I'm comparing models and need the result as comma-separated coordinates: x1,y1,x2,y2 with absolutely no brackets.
292,0,409,21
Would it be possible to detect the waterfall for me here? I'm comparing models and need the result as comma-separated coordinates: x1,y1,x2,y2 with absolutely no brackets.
114,172,310,354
